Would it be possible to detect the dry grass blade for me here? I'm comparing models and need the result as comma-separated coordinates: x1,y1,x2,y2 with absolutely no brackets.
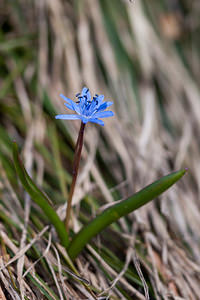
133,253,149,300
0,0,200,298
0,226,49,271
87,245,146,300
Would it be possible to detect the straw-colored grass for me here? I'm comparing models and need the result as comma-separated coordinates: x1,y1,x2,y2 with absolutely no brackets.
0,0,200,299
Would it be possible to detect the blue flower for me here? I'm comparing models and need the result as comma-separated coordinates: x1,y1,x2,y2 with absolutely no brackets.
55,87,114,126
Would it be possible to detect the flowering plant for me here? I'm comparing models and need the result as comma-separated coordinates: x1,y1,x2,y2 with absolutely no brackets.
12,87,186,261
55,87,114,126
55,87,114,231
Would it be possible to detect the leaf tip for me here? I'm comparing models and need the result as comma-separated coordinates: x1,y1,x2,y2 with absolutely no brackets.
175,168,188,180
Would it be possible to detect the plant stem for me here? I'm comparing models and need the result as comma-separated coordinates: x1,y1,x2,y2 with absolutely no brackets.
65,122,85,233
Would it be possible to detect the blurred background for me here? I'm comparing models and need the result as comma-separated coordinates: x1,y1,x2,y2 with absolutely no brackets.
0,0,200,299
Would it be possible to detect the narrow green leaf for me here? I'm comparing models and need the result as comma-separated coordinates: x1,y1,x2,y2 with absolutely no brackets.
28,273,59,300
68,169,186,259
12,142,69,248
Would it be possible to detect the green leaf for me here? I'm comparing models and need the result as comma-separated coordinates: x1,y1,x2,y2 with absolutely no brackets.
28,273,60,300
68,169,186,259
12,142,69,248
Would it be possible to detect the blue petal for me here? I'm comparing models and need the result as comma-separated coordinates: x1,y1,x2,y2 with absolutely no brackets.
64,103,74,110
80,116,89,124
105,101,113,107
60,94,81,114
81,87,91,102
98,95,104,101
81,87,88,94
87,100,98,115
55,114,81,120
60,94,74,105
92,111,114,119
97,101,113,112
95,95,104,107
89,118,104,126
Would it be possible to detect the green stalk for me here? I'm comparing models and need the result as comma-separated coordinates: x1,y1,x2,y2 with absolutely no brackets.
68,169,186,259
12,142,69,248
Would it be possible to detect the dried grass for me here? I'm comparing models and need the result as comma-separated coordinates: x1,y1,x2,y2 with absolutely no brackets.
0,0,200,299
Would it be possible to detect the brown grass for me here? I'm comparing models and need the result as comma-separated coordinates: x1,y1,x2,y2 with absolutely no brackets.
0,0,200,299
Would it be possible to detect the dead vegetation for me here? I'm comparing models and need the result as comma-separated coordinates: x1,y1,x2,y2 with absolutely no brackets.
0,0,200,299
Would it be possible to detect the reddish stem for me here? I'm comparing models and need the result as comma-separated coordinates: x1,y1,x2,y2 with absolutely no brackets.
65,122,85,233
